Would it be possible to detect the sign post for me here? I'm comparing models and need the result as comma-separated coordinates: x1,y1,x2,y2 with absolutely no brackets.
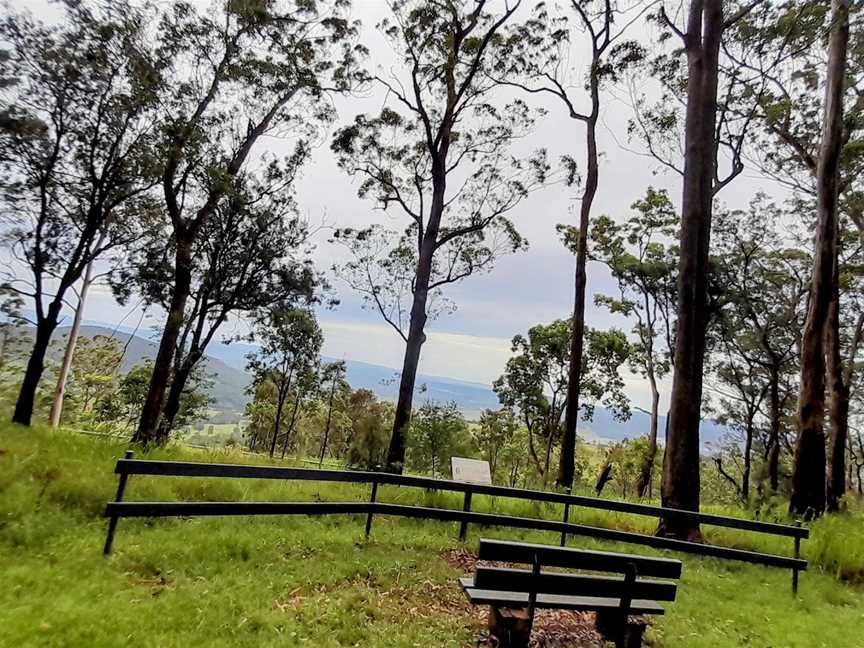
451,458,492,542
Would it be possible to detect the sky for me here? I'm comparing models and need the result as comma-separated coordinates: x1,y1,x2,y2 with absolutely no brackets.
10,0,786,412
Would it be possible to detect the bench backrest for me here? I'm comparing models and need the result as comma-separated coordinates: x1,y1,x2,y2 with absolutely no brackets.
476,539,682,601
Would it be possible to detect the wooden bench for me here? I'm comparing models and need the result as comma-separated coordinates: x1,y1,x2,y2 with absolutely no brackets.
460,539,682,648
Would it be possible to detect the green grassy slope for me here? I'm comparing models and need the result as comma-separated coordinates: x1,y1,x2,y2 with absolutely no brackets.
1,424,863,647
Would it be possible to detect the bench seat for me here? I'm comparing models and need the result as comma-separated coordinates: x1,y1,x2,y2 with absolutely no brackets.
460,578,666,614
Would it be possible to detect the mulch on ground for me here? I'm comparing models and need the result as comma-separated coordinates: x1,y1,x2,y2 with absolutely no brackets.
443,549,609,647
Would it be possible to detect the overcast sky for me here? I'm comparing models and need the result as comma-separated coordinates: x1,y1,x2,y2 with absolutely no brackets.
14,0,786,411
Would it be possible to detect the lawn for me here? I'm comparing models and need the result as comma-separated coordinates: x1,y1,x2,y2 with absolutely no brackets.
1,423,863,647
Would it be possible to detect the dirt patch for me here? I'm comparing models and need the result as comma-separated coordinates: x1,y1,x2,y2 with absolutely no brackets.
467,608,606,647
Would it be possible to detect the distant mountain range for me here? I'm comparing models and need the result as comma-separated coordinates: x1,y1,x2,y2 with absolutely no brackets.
9,322,724,447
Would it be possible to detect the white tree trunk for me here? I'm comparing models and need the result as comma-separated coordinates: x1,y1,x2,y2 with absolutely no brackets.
48,259,96,428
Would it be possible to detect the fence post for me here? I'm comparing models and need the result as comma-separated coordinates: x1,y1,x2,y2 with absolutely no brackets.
103,449,134,556
792,521,802,594
560,487,572,547
365,472,379,539
459,489,473,542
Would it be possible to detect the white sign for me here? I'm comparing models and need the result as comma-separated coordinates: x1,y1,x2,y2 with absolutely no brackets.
451,457,492,485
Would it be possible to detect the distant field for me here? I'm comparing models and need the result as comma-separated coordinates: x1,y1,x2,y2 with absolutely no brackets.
2,424,863,647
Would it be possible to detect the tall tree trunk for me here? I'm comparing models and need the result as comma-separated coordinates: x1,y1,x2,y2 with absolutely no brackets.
559,68,601,490
319,378,337,467
269,387,289,459
658,0,724,542
48,258,97,428
133,239,195,445
825,262,846,512
157,352,201,437
387,289,428,472
269,365,294,458
742,417,754,503
385,166,444,472
767,363,782,491
281,393,303,459
825,288,861,511
790,0,849,518
12,300,63,425
636,379,660,498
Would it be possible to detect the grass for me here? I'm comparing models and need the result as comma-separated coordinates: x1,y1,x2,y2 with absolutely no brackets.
2,423,864,647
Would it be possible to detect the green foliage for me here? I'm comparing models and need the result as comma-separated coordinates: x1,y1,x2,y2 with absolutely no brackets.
407,401,470,478
344,389,392,470
330,0,547,339
93,363,213,434
474,408,518,483
494,319,631,483
245,309,322,456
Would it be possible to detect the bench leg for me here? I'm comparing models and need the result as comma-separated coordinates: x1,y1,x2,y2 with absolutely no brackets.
595,612,646,648
488,606,531,648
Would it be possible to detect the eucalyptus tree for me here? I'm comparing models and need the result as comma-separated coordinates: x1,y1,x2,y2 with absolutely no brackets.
493,0,648,490
0,1,160,426
120,153,322,443
133,0,363,445
331,0,552,472
722,1,863,514
407,400,469,478
317,360,349,466
474,408,519,482
633,0,773,539
493,319,630,485
789,0,852,516
584,188,678,498
246,308,323,458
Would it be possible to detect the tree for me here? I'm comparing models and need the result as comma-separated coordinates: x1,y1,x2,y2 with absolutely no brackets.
710,199,809,497
791,0,851,517
331,0,551,473
318,360,349,467
246,308,323,458
495,0,647,490
0,1,159,425
134,0,361,445
474,408,519,482
344,389,393,470
603,437,649,499
407,400,469,478
96,363,212,433
584,188,678,498
720,0,864,514
647,0,769,540
494,319,630,486
122,153,321,441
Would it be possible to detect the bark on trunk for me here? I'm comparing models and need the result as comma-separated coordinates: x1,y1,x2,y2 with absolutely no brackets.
157,353,200,437
12,300,63,426
133,240,195,445
319,379,336,467
269,388,289,458
269,365,294,458
387,300,427,472
742,419,754,503
767,363,782,491
825,276,849,511
281,393,303,459
385,163,443,472
559,64,601,490
636,384,660,499
48,258,96,428
790,0,849,518
658,0,724,542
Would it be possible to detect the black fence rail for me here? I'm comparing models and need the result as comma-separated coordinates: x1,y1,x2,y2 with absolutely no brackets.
103,453,809,592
